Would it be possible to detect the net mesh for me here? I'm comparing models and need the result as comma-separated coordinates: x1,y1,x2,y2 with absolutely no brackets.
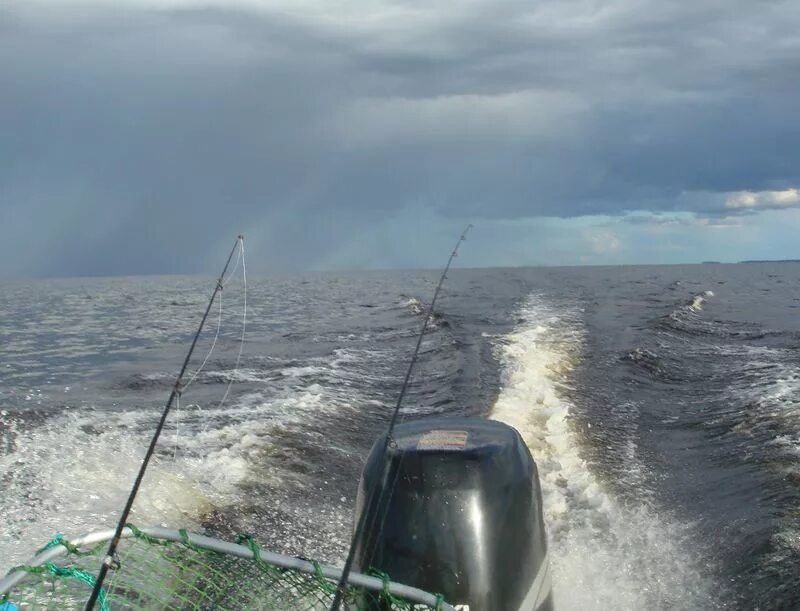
1,525,445,610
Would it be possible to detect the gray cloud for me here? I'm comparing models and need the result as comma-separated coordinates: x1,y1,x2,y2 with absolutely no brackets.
1,1,799,275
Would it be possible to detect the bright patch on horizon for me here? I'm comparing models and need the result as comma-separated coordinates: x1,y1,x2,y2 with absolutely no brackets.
725,189,800,211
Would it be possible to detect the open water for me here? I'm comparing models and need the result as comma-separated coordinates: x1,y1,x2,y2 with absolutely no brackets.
2,263,799,609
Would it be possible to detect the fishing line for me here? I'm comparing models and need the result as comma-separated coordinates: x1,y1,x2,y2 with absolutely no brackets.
84,235,244,611
221,241,244,287
173,240,247,457
182,240,243,394
217,238,247,410
173,396,205,460
360,231,468,571
330,224,472,611
181,287,224,393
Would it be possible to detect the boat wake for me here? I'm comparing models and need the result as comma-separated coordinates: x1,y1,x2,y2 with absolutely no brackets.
0,407,245,568
490,294,717,610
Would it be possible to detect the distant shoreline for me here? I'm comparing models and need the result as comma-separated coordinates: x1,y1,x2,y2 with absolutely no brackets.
701,259,800,264
738,259,800,264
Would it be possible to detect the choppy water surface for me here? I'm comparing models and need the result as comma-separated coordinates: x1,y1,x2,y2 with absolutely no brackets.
2,264,799,608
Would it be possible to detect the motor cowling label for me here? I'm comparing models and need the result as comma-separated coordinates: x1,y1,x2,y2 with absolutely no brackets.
416,430,469,450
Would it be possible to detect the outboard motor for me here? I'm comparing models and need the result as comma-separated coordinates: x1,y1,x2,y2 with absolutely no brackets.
354,418,552,610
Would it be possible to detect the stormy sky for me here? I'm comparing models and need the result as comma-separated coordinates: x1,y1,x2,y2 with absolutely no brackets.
2,0,799,277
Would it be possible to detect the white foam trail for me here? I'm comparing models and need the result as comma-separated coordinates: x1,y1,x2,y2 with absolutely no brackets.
725,351,800,464
400,296,424,316
0,363,367,570
491,295,715,610
688,290,715,312
0,409,246,568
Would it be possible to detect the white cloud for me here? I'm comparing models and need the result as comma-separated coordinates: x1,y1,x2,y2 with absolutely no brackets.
725,188,800,210
693,216,745,229
584,228,622,254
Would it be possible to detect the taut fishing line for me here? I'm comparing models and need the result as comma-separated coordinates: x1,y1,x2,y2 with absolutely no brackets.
84,235,246,611
174,291,222,459
330,225,473,611
218,237,247,410
173,238,247,457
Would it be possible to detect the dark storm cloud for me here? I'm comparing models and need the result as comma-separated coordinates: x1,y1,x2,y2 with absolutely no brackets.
1,1,799,275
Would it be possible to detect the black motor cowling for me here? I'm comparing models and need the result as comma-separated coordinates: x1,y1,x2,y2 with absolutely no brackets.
354,418,552,610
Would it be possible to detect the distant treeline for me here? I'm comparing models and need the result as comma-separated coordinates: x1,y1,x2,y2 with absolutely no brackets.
739,259,800,264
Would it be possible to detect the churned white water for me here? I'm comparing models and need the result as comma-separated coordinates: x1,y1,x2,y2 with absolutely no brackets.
0,406,247,566
490,294,715,610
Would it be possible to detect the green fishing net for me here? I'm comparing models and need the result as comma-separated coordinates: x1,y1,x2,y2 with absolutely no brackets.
1,525,448,610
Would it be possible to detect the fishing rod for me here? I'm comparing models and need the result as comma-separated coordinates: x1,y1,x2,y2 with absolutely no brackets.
330,224,473,611
84,235,244,611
